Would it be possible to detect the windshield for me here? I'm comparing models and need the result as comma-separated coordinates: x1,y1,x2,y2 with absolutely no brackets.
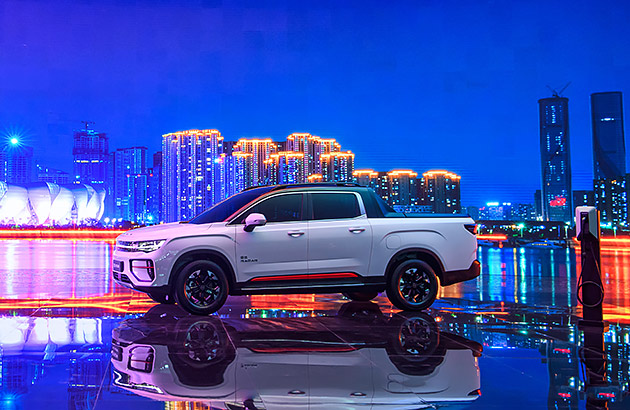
189,186,275,224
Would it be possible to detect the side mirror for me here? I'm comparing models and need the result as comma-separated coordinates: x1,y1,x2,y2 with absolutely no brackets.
244,213,267,232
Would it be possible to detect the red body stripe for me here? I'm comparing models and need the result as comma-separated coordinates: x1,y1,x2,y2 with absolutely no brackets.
250,272,358,282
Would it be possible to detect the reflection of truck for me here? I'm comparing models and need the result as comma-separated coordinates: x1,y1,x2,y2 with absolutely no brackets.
111,303,482,409
112,183,479,315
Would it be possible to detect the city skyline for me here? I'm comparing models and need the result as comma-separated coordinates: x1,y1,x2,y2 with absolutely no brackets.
2,1,630,206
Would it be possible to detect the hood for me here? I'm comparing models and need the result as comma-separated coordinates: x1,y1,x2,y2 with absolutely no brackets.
116,222,211,242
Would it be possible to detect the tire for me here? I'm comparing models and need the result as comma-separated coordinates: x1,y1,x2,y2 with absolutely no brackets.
386,259,438,311
174,260,229,315
342,291,379,301
147,291,175,304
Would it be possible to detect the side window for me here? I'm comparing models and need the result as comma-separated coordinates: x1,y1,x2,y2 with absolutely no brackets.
311,193,361,220
237,194,303,223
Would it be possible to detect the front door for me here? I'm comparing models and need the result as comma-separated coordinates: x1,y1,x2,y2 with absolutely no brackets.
234,192,308,281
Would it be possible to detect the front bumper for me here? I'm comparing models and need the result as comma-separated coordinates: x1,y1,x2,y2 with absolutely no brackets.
112,248,164,289
441,260,480,286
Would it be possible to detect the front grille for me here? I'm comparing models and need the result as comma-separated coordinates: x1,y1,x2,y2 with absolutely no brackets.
120,274,132,284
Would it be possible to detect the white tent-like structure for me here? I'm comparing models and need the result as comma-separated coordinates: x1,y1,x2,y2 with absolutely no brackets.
0,182,106,225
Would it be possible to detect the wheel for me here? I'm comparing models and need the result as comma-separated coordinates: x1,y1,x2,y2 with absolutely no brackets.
386,259,438,311
342,291,379,301
147,291,174,304
337,301,383,322
174,260,229,315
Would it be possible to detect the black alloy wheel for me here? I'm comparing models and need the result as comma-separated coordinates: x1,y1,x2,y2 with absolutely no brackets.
342,291,379,301
174,260,229,315
147,291,175,304
386,259,438,311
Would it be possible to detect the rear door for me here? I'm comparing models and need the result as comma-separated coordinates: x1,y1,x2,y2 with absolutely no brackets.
307,192,373,277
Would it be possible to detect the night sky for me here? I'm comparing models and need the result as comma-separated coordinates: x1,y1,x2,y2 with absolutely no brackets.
1,0,629,206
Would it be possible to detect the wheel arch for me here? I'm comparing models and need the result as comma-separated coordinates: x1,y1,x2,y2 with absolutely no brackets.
169,249,237,290
385,248,445,286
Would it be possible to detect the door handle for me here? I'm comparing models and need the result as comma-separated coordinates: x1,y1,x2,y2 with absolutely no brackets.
287,231,305,237
288,389,305,395
349,227,366,234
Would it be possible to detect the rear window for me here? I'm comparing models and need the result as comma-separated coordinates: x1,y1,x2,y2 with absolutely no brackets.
311,193,361,220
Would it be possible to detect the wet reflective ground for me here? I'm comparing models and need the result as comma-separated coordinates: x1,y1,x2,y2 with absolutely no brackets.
0,240,628,409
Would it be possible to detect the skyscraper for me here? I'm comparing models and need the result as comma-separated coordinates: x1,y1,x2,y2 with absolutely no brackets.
386,170,419,206
286,133,341,178
0,141,34,184
591,92,625,180
147,151,162,223
234,138,277,185
113,147,148,223
264,152,304,185
539,96,573,222
594,175,629,228
162,129,223,222
72,125,109,185
422,170,461,213
320,152,354,182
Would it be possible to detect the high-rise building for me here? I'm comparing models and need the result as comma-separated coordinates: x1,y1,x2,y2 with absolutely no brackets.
422,170,461,213
223,151,254,197
234,138,277,185
386,170,419,206
264,152,304,185
162,129,223,222
113,147,148,223
147,151,162,223
320,152,354,182
72,126,109,185
286,133,341,178
594,175,628,228
0,141,34,184
591,92,625,180
539,96,573,222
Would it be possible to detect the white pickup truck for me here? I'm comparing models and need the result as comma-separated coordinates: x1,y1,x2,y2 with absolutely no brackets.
112,183,480,315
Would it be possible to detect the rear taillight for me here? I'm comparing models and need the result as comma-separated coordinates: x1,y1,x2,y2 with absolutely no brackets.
464,224,478,235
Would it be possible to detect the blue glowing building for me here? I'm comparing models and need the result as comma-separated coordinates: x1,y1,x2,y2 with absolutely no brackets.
539,96,573,223
591,92,626,180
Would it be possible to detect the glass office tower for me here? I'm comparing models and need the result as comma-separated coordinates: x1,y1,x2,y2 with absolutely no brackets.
539,97,573,222
591,91,625,180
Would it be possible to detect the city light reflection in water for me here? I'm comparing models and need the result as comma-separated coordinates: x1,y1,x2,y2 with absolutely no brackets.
0,239,627,409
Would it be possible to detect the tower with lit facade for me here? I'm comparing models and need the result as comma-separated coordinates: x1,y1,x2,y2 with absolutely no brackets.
387,170,419,206
320,152,354,182
234,138,277,185
224,151,254,197
72,126,109,186
264,152,304,185
286,133,341,178
422,170,461,213
162,129,223,222
113,146,148,223
539,96,573,222
591,92,625,180
0,141,34,184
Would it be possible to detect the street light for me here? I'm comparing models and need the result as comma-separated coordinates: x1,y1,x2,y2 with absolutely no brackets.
10,137,18,145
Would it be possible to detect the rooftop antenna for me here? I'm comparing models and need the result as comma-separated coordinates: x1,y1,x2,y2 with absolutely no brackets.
81,120,95,131
546,82,571,98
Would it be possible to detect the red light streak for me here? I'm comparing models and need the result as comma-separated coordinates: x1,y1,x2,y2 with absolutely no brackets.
477,234,508,241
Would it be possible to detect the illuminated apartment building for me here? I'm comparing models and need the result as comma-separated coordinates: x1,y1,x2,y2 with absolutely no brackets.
594,175,629,228
387,170,419,206
307,174,323,182
353,169,389,202
224,152,254,197
113,146,149,223
264,152,304,185
320,151,354,182
234,138,277,185
162,129,223,222
422,170,461,213
73,126,109,185
286,133,341,177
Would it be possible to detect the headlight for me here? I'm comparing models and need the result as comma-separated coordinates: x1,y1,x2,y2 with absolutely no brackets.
117,240,166,253
135,240,166,253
